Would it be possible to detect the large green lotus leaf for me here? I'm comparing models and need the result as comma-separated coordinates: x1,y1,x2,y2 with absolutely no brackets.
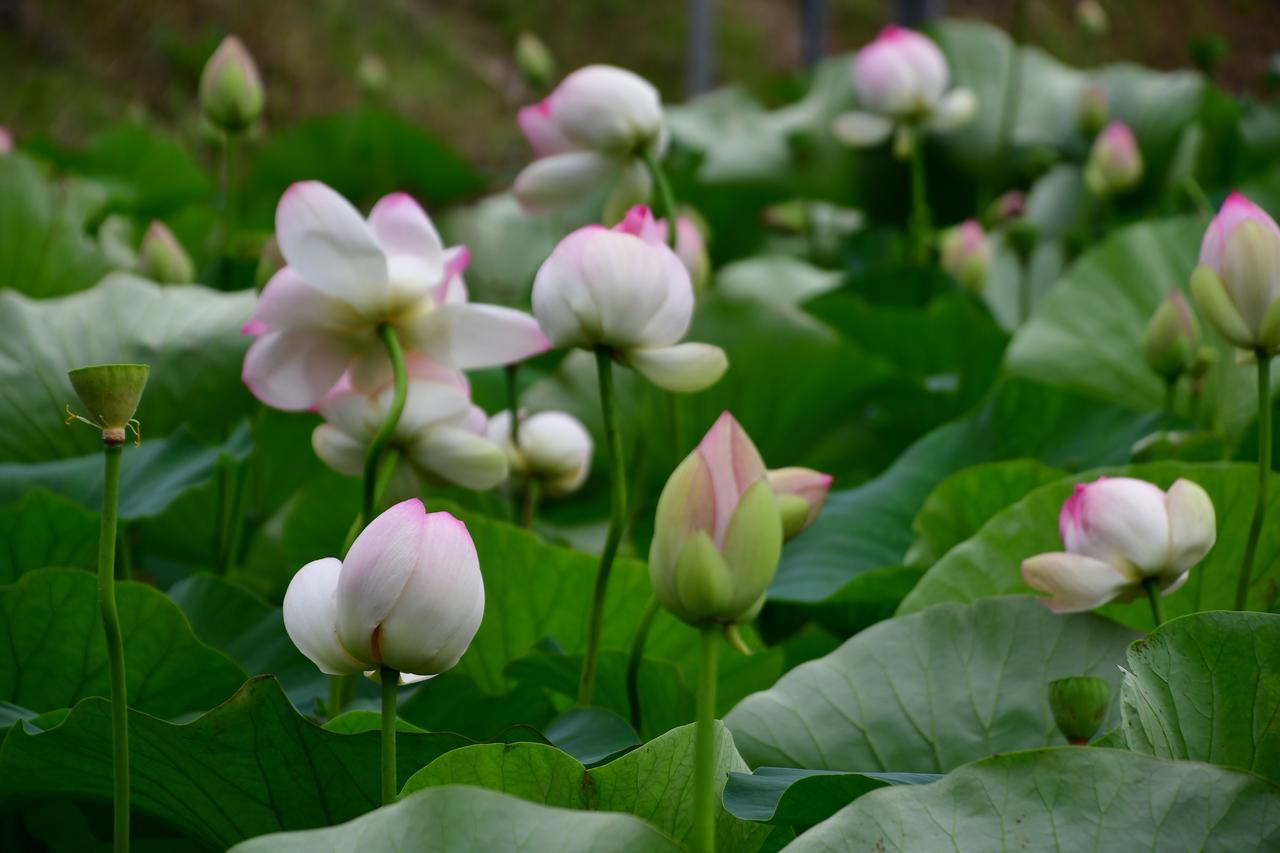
906,459,1066,568
771,379,1158,604
0,490,98,583
0,274,255,462
25,123,213,217
0,568,245,719
1121,611,1280,783
725,596,1138,772
723,767,940,827
242,107,483,227
784,747,1280,852
0,423,251,522
0,676,477,850
167,573,326,712
934,19,1204,180
228,786,682,853
898,462,1280,629
1005,216,1271,437
0,152,114,298
403,722,769,852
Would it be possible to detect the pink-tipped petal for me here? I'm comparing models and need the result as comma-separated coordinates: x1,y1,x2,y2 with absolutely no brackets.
247,267,356,334
1200,192,1280,272
1021,552,1132,613
614,205,666,244
367,192,446,280
1058,477,1170,575
242,327,354,411
696,412,768,545
275,181,389,308
517,99,577,157
413,303,551,370
335,498,429,664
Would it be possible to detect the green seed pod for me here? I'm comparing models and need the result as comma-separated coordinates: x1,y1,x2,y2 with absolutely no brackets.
1048,676,1111,744
68,364,149,445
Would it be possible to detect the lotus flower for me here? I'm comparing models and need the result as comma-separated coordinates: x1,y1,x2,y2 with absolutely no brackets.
1083,121,1143,196
313,355,507,493
532,205,727,393
243,183,549,411
1190,192,1280,353
283,498,484,681
513,65,666,214
488,410,593,497
831,26,976,149
649,412,783,625
1021,477,1215,613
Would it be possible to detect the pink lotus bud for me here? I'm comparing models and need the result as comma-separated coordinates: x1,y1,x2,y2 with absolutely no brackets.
939,219,991,294
989,190,1026,223
488,409,593,497
283,499,485,678
853,26,949,119
1075,0,1109,37
1142,290,1200,380
0,127,12,155
138,221,195,284
199,35,265,133
1020,477,1215,613
532,204,728,393
649,413,783,626
1190,192,1280,353
1084,121,1143,196
767,467,833,540
518,65,663,157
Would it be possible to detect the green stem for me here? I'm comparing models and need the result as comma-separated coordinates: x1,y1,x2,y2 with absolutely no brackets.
99,442,129,853
908,128,931,266
216,463,246,575
1183,176,1213,222
640,149,679,248
1143,577,1166,627
1164,379,1178,421
692,624,721,853
221,132,239,282
992,0,1026,189
363,326,409,527
380,666,399,806
577,347,628,706
625,596,661,732
505,363,521,445
1237,352,1271,610
520,478,541,529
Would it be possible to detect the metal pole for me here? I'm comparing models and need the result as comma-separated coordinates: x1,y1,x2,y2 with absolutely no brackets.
686,0,714,95
802,0,827,67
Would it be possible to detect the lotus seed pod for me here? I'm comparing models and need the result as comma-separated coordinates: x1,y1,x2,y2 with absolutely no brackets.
1048,676,1111,744
68,364,149,445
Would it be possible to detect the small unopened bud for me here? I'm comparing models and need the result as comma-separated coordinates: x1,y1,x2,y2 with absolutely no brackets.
515,32,556,91
357,54,389,98
68,364,149,445
987,190,1026,224
767,467,832,540
939,219,992,294
139,221,195,284
199,35,265,134
1075,0,1109,38
1048,676,1111,744
1190,192,1280,353
1078,85,1109,138
1142,290,1200,381
0,127,12,155
1084,121,1143,197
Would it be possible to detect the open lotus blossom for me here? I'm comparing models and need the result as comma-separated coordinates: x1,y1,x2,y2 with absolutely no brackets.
767,467,833,541
1190,192,1280,353
513,64,667,214
938,218,991,294
313,355,508,493
242,182,549,411
649,412,783,626
1021,477,1216,614
1083,121,1143,196
488,409,593,497
831,25,976,149
283,498,484,682
532,204,728,393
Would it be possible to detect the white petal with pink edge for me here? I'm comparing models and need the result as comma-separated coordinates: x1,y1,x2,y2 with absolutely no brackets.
1021,552,1132,614
412,302,550,370
242,327,355,411
283,558,367,675
275,181,389,310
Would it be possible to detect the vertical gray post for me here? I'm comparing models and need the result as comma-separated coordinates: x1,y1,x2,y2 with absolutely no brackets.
802,0,826,67
898,0,942,27
686,0,715,96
